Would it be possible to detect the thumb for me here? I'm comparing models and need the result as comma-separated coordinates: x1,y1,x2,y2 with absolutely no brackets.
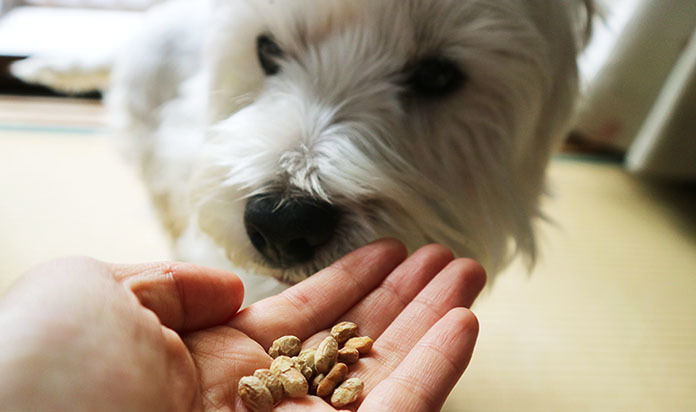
110,262,244,333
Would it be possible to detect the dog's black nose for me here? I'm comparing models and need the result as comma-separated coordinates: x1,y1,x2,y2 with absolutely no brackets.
244,194,340,268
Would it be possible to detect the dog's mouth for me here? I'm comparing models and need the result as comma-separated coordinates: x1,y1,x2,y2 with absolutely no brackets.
243,192,341,271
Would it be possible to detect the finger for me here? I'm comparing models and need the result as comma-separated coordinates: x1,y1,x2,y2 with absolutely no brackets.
301,243,454,350
358,258,485,379
228,238,407,349
337,244,454,339
359,308,479,412
111,262,244,333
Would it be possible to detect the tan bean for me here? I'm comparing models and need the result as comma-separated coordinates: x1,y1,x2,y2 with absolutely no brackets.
315,336,338,374
330,377,364,408
337,347,360,365
297,349,316,369
238,376,274,412
292,356,314,381
344,336,373,355
316,362,348,397
268,335,302,358
330,321,359,345
253,369,283,404
278,367,309,398
270,355,295,373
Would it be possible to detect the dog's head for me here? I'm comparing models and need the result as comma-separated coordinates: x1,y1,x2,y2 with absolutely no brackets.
193,0,592,283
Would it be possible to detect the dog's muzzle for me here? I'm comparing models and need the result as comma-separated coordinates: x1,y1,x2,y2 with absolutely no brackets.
244,193,340,268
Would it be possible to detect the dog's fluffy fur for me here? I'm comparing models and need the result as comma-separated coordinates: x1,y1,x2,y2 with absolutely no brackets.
13,0,592,304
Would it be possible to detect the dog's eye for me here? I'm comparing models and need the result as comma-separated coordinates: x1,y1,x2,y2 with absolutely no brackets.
257,34,284,76
406,58,466,98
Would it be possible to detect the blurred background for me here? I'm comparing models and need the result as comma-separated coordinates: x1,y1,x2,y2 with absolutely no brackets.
0,1,694,411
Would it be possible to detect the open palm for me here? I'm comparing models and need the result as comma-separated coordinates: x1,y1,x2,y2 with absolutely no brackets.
0,239,485,412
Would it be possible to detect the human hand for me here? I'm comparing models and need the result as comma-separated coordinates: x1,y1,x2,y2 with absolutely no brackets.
0,239,485,412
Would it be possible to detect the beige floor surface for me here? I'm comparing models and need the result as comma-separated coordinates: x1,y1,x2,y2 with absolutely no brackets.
1,97,695,411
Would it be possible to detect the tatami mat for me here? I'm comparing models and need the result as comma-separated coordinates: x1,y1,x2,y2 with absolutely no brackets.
446,159,696,411
1,97,694,411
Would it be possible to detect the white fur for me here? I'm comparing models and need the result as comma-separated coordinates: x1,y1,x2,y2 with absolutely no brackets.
13,0,592,305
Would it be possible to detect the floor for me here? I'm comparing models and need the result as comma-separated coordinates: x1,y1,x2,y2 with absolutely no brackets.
1,96,695,411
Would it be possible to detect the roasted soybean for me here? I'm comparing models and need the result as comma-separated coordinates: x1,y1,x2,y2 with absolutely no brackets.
331,378,365,408
238,322,371,411
238,376,274,412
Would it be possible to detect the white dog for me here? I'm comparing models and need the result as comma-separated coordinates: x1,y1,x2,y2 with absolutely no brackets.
13,0,592,304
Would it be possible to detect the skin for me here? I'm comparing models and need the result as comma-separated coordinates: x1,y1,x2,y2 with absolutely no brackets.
0,239,486,412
